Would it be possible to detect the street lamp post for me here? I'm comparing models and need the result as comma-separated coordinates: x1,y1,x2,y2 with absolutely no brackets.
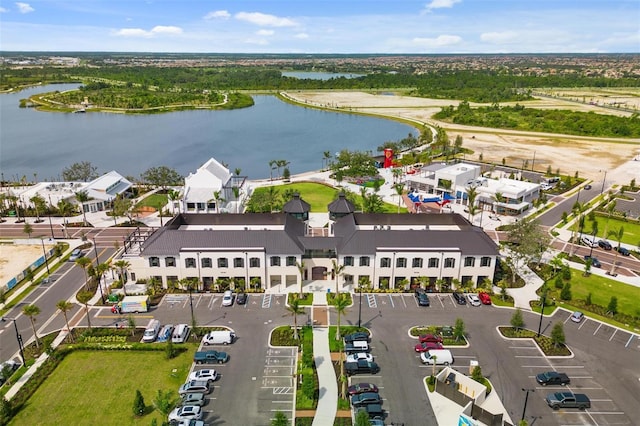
600,170,608,194
357,285,363,328
521,388,535,423
2,317,26,366
93,238,106,304
588,228,598,258
537,290,546,337
188,282,195,328
40,237,50,275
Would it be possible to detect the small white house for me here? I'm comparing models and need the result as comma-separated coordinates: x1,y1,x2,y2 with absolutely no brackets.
182,158,246,214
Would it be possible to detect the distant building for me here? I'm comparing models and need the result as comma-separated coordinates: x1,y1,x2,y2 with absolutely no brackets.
181,158,246,214
125,193,499,292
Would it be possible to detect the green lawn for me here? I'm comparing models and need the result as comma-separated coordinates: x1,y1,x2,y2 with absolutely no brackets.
563,270,639,317
570,215,640,247
10,349,194,426
256,182,407,213
136,193,168,209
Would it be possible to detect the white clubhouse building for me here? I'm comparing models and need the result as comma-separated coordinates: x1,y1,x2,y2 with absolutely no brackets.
125,193,499,292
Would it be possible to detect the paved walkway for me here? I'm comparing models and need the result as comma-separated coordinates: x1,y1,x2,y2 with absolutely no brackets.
311,291,338,426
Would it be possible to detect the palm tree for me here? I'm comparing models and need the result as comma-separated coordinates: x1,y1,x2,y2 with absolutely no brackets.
296,261,305,298
56,300,75,342
167,189,181,214
331,259,345,294
76,290,93,329
269,160,277,181
57,199,73,237
549,255,565,276
211,190,224,214
23,222,33,238
603,200,617,238
232,186,241,213
29,194,45,223
334,293,349,341
491,192,504,217
608,226,625,276
75,256,92,291
22,304,41,349
323,151,332,170
113,259,131,296
286,297,305,340
466,186,478,222
74,190,91,225
93,262,111,302
393,183,404,214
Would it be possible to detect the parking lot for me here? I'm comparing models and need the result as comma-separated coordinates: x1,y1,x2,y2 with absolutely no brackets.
72,292,639,425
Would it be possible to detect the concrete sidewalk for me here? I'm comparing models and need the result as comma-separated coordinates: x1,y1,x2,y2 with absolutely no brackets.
311,291,338,426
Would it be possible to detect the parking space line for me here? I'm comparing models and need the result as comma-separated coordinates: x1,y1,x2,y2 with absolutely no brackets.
515,355,545,358
593,323,602,335
608,329,617,341
625,334,634,347
578,319,587,329
388,294,395,308
401,295,407,308
207,295,216,309
194,294,203,308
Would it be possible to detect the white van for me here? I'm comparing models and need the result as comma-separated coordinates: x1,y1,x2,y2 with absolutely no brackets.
581,236,597,248
420,349,454,366
142,319,161,343
172,323,191,343
202,330,236,345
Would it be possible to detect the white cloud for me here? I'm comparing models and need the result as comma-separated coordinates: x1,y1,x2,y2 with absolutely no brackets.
204,10,230,20
15,2,34,13
480,31,518,44
256,29,274,36
113,25,183,38
0,7,7,13
294,33,309,39
413,34,462,47
425,0,461,11
235,12,297,27
151,25,182,35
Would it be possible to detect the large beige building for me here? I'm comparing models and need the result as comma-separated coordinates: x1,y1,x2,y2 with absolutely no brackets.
125,194,499,292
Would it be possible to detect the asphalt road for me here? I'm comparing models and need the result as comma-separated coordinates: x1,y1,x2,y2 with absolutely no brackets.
538,185,604,227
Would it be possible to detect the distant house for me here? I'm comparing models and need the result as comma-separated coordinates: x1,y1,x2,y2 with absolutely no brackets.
182,158,246,214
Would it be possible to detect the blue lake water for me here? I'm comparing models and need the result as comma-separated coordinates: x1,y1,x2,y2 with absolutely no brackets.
0,84,414,181
281,71,365,80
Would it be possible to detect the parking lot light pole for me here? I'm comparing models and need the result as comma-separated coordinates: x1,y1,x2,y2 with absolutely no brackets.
357,285,363,328
521,388,535,423
600,170,607,195
2,317,26,366
537,290,546,337
40,237,50,275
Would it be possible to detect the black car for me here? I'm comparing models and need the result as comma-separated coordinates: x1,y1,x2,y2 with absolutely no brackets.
415,291,430,307
597,240,612,250
614,246,631,256
351,392,382,407
344,332,370,344
236,292,248,305
452,292,466,304
584,184,592,190
583,255,601,268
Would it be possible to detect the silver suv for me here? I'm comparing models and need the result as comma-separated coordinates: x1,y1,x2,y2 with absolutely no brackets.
178,380,211,395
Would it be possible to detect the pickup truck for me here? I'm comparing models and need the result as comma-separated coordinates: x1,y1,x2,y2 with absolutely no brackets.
194,350,229,364
345,360,380,376
536,371,570,386
545,392,591,410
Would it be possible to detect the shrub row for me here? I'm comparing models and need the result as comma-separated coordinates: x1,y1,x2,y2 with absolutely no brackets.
80,335,128,343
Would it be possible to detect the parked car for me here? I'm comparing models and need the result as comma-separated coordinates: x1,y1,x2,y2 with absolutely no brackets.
69,249,84,261
570,311,584,323
345,341,370,354
345,360,380,376
467,294,481,306
614,246,631,256
418,334,443,344
222,290,234,307
194,350,229,364
414,341,444,352
168,405,203,422
351,392,382,407
598,240,612,250
347,382,379,396
178,380,211,395
180,392,207,407
0,360,20,385
545,392,591,410
355,403,384,420
478,292,492,305
415,291,430,306
536,371,570,386
157,324,174,343
584,184,592,190
236,292,248,305
452,292,466,305
583,255,601,268
176,420,205,426
581,236,597,248
188,369,218,383
346,353,374,363
344,332,370,343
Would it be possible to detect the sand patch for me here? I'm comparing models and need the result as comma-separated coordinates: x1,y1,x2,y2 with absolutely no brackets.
0,243,53,286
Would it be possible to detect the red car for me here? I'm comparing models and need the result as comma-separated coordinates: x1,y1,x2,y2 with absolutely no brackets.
414,342,444,352
347,382,379,396
419,334,443,344
478,292,492,305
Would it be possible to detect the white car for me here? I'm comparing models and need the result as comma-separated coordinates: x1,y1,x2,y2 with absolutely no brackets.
346,353,374,363
188,369,218,383
467,294,481,307
222,290,234,307
176,420,205,426
168,405,203,422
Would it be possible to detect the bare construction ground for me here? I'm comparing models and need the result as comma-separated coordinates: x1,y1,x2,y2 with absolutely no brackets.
0,243,53,286
283,91,640,181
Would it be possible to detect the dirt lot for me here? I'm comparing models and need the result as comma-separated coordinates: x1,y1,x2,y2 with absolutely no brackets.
283,91,640,180
0,243,52,285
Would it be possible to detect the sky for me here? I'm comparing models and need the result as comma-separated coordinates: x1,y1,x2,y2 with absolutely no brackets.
0,0,638,53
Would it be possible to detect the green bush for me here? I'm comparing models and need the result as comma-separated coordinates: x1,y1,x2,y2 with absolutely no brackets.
133,389,145,416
